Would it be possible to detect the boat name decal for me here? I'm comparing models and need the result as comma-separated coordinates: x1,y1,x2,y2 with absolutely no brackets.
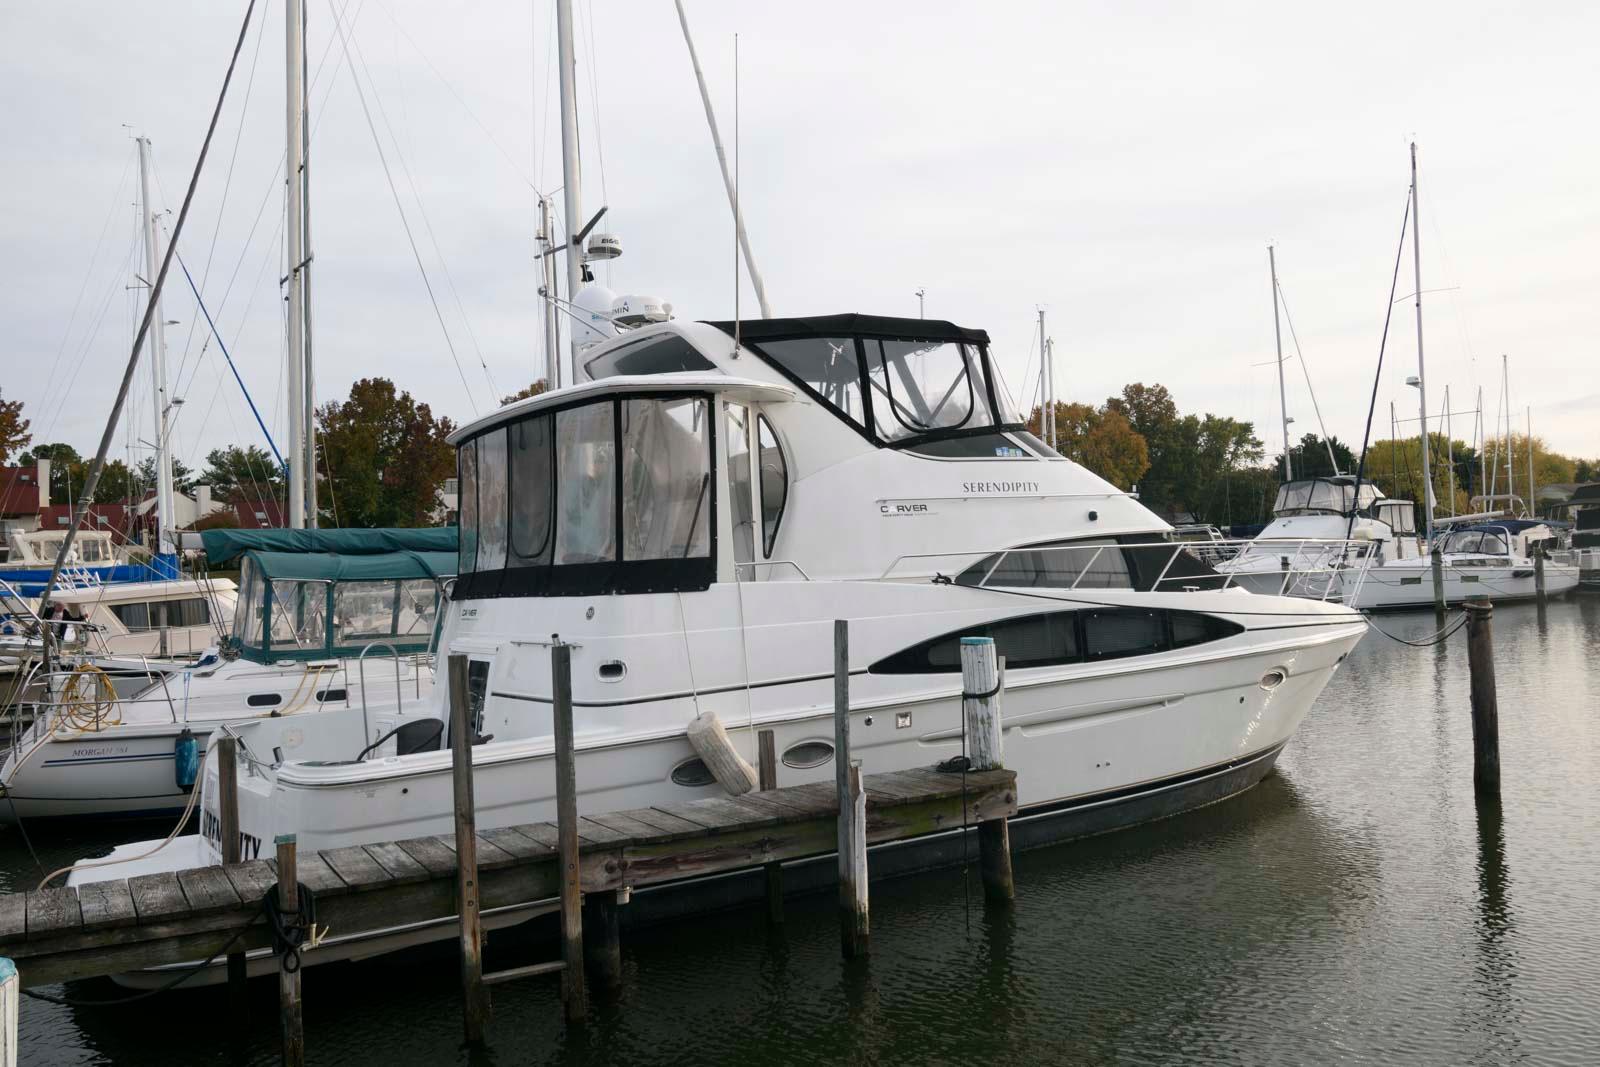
201,808,263,861
960,481,1041,494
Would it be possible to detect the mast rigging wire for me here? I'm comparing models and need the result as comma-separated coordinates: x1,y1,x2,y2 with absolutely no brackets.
35,0,262,635
1345,187,1414,545
326,0,483,415
1272,275,1340,473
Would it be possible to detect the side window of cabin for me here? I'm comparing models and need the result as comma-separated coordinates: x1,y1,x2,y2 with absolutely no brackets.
870,609,1239,674
169,598,210,627
1083,609,1167,661
758,415,788,558
112,602,151,630
584,335,715,380
621,398,711,561
726,403,754,565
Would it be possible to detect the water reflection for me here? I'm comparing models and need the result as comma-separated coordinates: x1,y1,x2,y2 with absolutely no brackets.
7,599,1600,1065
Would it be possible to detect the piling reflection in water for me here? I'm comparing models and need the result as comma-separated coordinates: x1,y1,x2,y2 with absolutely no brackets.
2,598,1599,1065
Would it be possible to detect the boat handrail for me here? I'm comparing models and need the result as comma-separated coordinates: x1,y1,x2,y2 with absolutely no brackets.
355,641,405,753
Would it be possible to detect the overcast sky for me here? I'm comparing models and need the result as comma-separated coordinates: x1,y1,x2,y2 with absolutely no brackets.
5,1,1598,480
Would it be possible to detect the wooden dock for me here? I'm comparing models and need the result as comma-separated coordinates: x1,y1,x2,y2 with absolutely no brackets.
0,765,1017,989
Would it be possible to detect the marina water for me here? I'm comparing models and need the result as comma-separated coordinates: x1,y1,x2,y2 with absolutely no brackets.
4,597,1597,1065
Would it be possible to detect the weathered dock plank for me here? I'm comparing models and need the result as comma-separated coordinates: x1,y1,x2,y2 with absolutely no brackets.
0,766,1017,989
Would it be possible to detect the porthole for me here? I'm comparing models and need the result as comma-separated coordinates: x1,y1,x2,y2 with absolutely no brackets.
246,693,282,708
597,660,627,682
315,688,348,703
782,740,834,770
1259,669,1287,691
670,757,716,787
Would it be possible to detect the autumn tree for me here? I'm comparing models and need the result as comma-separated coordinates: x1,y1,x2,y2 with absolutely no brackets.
316,378,456,527
201,445,285,505
500,380,549,406
1029,401,1150,490
0,390,31,463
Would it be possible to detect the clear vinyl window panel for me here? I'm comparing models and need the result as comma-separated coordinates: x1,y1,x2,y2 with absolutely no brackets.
553,403,618,565
508,415,555,567
457,438,480,574
475,429,509,571
267,581,329,651
863,339,989,441
753,337,869,434
621,398,711,561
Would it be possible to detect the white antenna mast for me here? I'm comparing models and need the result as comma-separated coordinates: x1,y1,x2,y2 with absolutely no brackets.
1409,142,1435,544
732,32,740,357
674,0,771,318
556,0,584,385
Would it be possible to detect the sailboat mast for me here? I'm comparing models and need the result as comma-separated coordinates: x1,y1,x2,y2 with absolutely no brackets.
284,0,308,529
1409,143,1434,544
1478,387,1487,504
136,136,176,561
298,0,317,527
1526,406,1536,518
1444,385,1455,517
1503,354,1515,511
1269,245,1290,482
539,197,561,388
556,0,584,385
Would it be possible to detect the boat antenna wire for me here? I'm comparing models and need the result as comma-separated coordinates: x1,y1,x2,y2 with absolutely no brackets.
1345,187,1414,545
34,0,261,656
175,252,287,474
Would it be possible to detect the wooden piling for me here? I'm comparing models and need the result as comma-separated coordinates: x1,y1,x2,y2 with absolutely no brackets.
834,620,868,958
1431,546,1447,618
275,834,304,1067
757,728,783,924
552,642,588,1022
448,654,489,1043
1464,598,1500,794
582,891,622,992
1,957,16,1067
1534,544,1548,608
961,641,1014,903
217,735,247,1019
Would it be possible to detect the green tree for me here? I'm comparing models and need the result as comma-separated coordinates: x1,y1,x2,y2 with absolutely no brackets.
1279,434,1356,479
317,378,457,527
92,460,138,505
201,445,285,505
137,455,195,495
0,390,30,463
1105,383,1182,514
1576,459,1598,484
1029,401,1150,490
19,443,84,502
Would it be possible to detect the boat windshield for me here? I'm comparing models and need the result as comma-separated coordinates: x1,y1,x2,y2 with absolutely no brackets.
1442,529,1511,556
1273,478,1381,516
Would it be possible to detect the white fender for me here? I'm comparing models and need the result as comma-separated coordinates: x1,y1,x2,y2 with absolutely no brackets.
685,712,758,796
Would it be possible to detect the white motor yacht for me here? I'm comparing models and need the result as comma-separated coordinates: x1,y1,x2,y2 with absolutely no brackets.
82,313,1369,978
1352,519,1578,609
1,536,447,820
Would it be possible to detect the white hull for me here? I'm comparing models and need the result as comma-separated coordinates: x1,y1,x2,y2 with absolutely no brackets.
1347,560,1579,610
1,657,432,820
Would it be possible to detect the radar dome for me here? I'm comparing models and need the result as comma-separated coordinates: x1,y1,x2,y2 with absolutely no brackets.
572,284,619,349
